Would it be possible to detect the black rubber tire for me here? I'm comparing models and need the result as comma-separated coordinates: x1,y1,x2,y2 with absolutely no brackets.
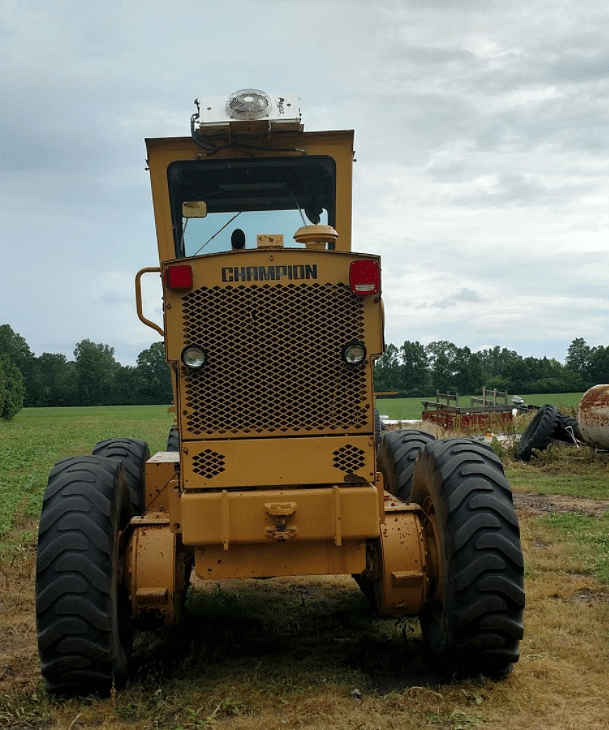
166,427,179,453
377,429,437,502
553,414,583,444
36,456,133,696
516,404,561,460
411,439,525,679
92,438,149,515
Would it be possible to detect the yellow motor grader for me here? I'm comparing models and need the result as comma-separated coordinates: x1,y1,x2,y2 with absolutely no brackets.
35,90,524,695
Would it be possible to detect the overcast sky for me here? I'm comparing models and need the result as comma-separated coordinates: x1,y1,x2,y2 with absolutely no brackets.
2,0,609,365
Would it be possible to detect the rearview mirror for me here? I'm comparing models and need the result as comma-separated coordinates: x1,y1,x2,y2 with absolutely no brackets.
182,201,208,218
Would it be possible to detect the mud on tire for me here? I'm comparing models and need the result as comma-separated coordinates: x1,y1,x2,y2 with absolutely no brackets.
36,456,133,696
411,438,525,678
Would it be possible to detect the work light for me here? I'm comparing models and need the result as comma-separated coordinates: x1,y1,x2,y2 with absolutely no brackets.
181,346,207,370
341,340,367,365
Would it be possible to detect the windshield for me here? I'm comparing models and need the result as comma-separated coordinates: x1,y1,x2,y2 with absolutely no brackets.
167,156,336,257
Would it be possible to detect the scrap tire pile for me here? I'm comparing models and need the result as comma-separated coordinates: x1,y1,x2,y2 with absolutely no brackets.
516,404,581,461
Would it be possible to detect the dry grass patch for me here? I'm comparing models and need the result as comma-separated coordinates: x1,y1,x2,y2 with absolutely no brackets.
3,539,609,729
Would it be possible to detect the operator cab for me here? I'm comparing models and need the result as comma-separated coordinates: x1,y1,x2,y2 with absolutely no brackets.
145,89,355,263
169,155,336,256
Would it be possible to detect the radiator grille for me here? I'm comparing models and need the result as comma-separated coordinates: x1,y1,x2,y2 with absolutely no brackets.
181,282,368,436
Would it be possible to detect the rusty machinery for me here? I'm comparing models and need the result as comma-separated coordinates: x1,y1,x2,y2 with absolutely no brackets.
35,90,525,695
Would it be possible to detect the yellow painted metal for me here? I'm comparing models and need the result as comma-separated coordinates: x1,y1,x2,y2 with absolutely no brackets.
376,471,386,524
144,452,179,510
163,247,383,369
179,485,380,547
127,115,395,609
364,494,429,617
126,511,192,627
194,539,366,580
182,435,375,489
163,248,383,442
145,130,355,262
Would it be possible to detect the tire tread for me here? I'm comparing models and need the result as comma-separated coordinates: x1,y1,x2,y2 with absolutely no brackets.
36,455,132,695
413,438,525,678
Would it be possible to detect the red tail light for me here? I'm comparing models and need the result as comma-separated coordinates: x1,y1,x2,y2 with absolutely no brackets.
349,259,380,295
165,264,193,291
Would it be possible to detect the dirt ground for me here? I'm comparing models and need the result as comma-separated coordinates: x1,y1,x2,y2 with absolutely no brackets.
513,491,609,517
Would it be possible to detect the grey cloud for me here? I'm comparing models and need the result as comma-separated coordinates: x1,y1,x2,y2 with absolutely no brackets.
99,289,133,306
450,172,598,208
548,56,609,83
395,46,476,66
430,288,485,308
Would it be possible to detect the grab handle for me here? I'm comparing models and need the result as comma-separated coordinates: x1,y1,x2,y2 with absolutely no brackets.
135,267,164,337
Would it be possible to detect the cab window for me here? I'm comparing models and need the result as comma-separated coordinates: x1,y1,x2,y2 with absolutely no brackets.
167,156,336,257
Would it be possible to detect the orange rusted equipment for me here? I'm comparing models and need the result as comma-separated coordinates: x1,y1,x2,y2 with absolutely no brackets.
35,90,525,696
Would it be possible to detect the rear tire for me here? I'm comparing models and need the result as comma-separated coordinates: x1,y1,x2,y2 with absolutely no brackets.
377,429,436,501
92,438,149,515
374,409,382,452
516,404,560,460
553,414,582,444
411,439,525,678
36,456,133,696
166,427,179,452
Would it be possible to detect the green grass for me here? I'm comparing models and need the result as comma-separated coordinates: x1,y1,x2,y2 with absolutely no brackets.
505,440,609,500
0,398,590,538
376,392,584,421
531,511,609,584
0,405,174,539
506,461,609,500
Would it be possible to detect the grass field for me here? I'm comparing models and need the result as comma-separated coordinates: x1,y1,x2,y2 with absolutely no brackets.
376,393,584,421
2,403,609,730
0,405,174,538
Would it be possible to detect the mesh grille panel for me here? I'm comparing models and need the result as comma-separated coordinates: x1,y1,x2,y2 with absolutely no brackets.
192,449,226,478
332,444,366,473
181,282,367,436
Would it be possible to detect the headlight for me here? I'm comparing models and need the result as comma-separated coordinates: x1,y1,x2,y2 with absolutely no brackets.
181,345,207,370
341,340,367,365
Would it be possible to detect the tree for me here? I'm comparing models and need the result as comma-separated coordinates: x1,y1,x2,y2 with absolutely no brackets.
373,343,402,393
113,365,141,405
425,341,484,394
478,346,520,380
452,346,484,394
0,355,25,420
36,353,77,406
566,338,592,377
73,340,117,406
425,341,458,368
431,352,453,393
399,341,430,396
0,324,39,405
587,346,609,386
135,342,173,404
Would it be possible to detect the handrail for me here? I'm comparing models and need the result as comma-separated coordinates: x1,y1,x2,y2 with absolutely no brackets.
135,267,164,337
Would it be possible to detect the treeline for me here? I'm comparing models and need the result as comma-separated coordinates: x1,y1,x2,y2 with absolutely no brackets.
0,324,172,417
373,338,609,397
3,322,609,421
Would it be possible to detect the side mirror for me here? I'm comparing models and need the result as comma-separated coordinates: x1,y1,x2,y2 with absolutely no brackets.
182,201,208,218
